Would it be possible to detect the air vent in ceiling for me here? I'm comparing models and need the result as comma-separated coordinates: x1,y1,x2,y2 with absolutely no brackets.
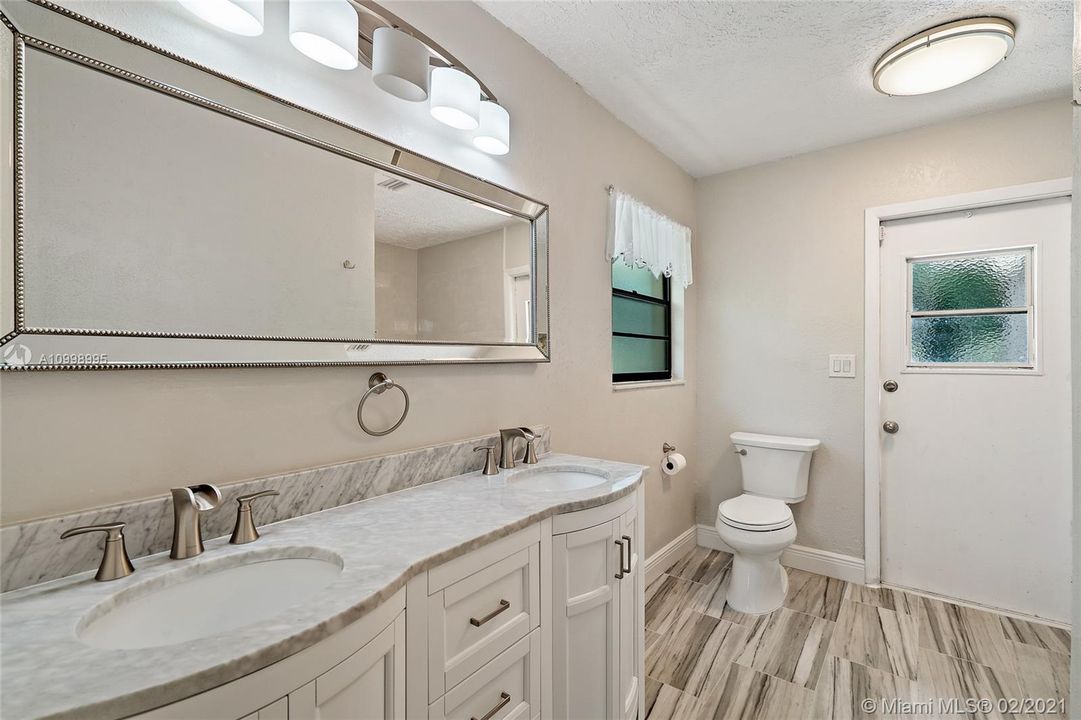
377,177,409,191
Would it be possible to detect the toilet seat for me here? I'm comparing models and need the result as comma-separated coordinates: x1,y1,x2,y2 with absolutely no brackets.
718,494,793,532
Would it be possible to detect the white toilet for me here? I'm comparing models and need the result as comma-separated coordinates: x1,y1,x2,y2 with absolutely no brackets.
716,432,820,614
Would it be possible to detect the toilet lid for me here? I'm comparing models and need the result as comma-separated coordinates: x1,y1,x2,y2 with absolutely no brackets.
718,494,793,532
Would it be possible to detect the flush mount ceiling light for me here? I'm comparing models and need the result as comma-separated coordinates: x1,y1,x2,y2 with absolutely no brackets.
371,27,430,101
473,101,510,155
179,0,264,36
873,17,1015,96
429,67,481,130
289,0,359,70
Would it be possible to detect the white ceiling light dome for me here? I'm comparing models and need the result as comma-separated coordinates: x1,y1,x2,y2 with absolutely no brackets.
372,27,431,102
429,67,481,130
289,0,359,71
179,0,264,36
873,17,1015,96
473,101,510,155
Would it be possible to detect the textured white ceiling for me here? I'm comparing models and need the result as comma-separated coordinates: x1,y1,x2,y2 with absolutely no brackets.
478,0,1072,177
375,173,520,249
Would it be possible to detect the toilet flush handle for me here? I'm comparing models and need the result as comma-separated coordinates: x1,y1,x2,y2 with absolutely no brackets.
734,448,747,456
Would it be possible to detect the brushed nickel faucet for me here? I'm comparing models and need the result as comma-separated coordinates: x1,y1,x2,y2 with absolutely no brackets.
498,427,539,470
59,522,135,582
170,484,221,559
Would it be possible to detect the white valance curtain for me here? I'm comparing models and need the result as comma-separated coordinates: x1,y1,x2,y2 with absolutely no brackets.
606,188,693,288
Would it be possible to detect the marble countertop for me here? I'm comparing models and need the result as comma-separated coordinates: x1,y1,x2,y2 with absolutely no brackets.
0,453,644,720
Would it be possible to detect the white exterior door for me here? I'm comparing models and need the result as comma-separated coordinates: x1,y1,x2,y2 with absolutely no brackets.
878,195,1071,622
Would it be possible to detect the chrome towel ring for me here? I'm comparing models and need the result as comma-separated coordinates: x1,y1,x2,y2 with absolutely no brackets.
357,372,410,437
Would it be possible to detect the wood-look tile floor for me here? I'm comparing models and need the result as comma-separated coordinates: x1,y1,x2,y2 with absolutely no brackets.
644,547,1071,720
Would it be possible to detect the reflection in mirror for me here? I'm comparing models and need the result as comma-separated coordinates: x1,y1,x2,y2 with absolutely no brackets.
18,46,533,347
373,171,533,343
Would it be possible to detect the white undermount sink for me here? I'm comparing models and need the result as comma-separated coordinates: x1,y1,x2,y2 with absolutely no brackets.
77,550,343,650
509,466,609,492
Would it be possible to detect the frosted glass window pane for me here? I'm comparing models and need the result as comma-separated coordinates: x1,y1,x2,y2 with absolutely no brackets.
612,262,664,299
613,336,668,374
911,314,1028,364
911,253,1026,311
612,296,666,337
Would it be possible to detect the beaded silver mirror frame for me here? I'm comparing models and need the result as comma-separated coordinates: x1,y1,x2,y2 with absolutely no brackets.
0,0,550,371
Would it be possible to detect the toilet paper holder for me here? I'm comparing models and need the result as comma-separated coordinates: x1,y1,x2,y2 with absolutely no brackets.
662,442,676,454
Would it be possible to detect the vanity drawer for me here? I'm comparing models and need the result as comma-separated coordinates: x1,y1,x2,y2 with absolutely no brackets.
429,630,540,720
428,528,540,699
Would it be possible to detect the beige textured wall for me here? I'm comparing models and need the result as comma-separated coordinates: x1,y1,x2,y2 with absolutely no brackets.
374,242,418,340
694,99,1072,557
0,0,697,557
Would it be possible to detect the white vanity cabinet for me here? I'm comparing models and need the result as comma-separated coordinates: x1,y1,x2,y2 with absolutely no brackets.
137,594,408,720
288,611,405,720
550,494,643,720
131,487,643,720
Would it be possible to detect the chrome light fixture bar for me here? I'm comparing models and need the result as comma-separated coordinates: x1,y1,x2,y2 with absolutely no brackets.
873,17,1015,96
349,1,510,154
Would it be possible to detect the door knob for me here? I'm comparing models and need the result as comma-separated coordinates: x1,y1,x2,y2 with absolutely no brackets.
882,420,900,434
883,380,898,392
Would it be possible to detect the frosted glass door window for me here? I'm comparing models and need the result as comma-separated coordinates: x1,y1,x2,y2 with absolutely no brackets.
907,248,1033,367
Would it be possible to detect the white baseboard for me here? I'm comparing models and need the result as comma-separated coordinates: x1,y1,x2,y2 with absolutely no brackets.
696,523,865,585
644,526,697,585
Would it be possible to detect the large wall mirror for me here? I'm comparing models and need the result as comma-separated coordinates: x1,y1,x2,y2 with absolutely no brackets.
0,0,549,370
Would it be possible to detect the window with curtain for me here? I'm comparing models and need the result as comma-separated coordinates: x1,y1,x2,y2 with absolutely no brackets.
606,188,692,383
612,262,671,381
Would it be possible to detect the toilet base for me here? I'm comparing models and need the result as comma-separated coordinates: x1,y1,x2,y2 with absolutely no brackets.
715,516,797,616
726,558,788,615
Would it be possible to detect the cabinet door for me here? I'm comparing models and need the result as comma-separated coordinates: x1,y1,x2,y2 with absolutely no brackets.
617,506,641,720
291,612,406,720
552,519,620,719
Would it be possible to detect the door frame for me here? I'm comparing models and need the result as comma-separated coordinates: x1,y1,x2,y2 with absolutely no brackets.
862,177,1071,586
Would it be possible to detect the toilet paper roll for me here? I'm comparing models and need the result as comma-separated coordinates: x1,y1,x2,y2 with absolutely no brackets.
661,452,687,477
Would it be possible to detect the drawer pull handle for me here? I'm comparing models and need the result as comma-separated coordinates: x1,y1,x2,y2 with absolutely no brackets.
614,539,625,579
472,692,511,720
621,534,632,575
469,599,510,627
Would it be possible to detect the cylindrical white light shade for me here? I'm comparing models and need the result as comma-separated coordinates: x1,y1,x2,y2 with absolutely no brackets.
372,27,430,102
429,67,481,130
289,0,359,71
873,18,1014,96
473,101,510,155
179,0,264,36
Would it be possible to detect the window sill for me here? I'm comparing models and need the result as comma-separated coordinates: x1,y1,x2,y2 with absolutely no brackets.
612,379,686,392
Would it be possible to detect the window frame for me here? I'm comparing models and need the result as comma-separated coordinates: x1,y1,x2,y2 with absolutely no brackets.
612,265,672,383
904,245,1036,372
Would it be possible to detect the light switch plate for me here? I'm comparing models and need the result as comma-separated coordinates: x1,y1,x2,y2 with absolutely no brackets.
829,354,856,378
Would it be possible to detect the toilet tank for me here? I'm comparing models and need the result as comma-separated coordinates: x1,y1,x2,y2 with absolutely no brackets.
731,432,821,503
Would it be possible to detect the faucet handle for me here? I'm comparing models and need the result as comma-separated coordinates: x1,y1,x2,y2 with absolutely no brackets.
474,446,499,475
60,522,135,582
522,437,539,465
230,489,280,545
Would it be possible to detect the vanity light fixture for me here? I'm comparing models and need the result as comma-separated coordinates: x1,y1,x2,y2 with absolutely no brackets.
371,27,430,101
873,17,1015,96
289,0,359,70
473,101,510,155
179,0,264,36
429,67,481,130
